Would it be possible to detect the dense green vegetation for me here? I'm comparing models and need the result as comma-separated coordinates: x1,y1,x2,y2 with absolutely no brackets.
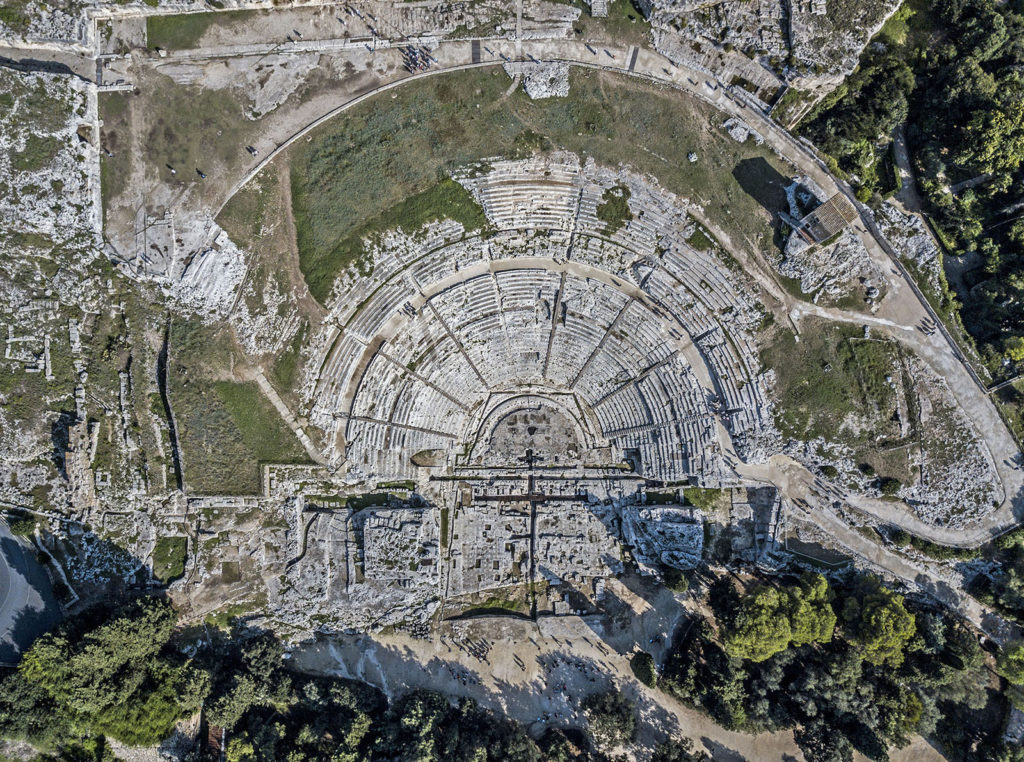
799,0,1024,380
630,650,658,687
581,690,636,750
145,10,265,50
723,573,837,662
762,319,904,448
3,598,205,749
1,572,1019,762
664,572,1018,762
0,598,668,761
971,527,1024,627
889,528,982,561
297,179,487,304
282,67,793,308
595,184,633,235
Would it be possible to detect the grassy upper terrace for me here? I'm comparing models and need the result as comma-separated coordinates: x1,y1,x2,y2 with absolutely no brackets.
220,66,796,307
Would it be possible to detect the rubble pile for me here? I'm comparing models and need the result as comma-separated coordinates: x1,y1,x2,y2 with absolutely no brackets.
780,229,883,300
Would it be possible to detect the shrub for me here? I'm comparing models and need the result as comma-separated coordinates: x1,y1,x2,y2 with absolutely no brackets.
663,567,690,593
6,513,36,537
631,651,658,687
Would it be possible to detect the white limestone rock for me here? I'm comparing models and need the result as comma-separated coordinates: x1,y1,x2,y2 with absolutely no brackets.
875,202,942,294
173,228,246,317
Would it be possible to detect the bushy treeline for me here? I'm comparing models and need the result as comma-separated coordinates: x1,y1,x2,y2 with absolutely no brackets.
799,0,1024,373
0,598,545,762
661,573,1022,762
0,598,710,762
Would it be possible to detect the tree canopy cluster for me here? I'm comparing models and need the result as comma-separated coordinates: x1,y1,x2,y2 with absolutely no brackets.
799,0,1024,376
723,573,837,662
662,573,1016,762
0,571,1016,762
0,598,549,761
0,597,709,762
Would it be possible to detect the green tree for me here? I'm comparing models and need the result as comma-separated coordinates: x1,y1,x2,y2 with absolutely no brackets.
789,573,837,647
582,690,636,749
630,651,658,687
723,586,792,662
17,597,206,747
997,641,1024,685
847,581,916,666
652,737,711,762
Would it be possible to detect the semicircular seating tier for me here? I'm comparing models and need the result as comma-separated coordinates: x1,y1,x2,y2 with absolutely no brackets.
306,153,775,485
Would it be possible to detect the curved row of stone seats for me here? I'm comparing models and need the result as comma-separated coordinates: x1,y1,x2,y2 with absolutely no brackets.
430,273,500,326
593,383,653,435
574,345,638,402
458,156,581,233
617,429,689,482
374,310,488,406
695,330,763,437
617,303,676,362
349,352,407,421
449,312,511,386
408,245,465,288
637,262,763,419
575,168,678,257
346,417,389,465
487,229,568,262
495,268,560,309
346,418,452,480
643,271,718,338
476,180,578,232
346,278,419,342
546,313,611,388
387,379,468,440
637,368,690,425
569,235,641,276
314,332,367,416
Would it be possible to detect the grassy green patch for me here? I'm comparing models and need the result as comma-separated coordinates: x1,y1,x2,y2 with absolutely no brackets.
13,135,62,172
146,10,263,50
685,225,715,252
596,184,632,236
151,536,187,583
285,67,792,305
296,178,487,304
169,319,310,494
682,488,723,511
217,167,276,252
0,0,32,31
213,381,308,462
762,319,902,445
452,586,533,617
567,0,652,47
270,321,307,394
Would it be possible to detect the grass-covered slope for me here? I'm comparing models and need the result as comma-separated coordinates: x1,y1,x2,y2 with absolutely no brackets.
279,67,795,305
